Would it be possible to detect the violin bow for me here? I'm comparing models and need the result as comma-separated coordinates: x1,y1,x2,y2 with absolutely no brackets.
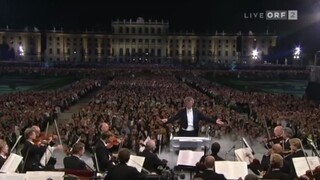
300,139,313,176
45,121,49,136
54,119,63,145
262,116,272,149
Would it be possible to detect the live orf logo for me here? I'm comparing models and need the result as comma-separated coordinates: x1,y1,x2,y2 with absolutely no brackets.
288,10,298,20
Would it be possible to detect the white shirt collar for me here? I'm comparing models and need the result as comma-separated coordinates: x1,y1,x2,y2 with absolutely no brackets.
72,154,81,159
101,139,107,146
0,154,6,159
28,140,34,145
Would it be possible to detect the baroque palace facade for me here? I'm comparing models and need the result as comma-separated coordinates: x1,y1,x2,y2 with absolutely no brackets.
0,17,277,64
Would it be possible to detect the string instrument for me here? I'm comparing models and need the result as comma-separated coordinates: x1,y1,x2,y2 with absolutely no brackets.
33,132,57,146
298,165,320,180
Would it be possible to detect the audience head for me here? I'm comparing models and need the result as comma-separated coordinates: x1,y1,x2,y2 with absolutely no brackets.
204,155,215,169
211,142,221,155
244,174,258,180
145,140,156,152
274,126,283,137
270,153,283,168
184,96,194,109
118,148,131,164
0,140,8,155
72,142,85,156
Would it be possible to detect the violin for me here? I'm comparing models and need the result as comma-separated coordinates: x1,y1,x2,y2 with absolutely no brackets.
32,132,57,146
298,165,320,180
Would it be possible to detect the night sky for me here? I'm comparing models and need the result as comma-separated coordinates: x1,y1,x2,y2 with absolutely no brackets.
0,0,320,58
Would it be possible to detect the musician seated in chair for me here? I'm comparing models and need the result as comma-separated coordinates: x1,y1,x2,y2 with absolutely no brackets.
63,142,87,170
196,142,224,172
193,156,226,180
284,138,307,177
105,148,144,180
95,132,114,171
137,140,167,174
263,153,292,180
282,127,294,151
21,128,47,172
0,139,8,169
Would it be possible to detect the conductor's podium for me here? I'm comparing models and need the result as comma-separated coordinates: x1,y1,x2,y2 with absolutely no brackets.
170,136,211,151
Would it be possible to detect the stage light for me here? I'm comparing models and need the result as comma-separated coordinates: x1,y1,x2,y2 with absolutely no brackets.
252,49,258,60
19,45,24,56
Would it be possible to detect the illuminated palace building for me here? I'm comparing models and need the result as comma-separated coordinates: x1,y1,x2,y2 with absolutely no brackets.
0,18,277,64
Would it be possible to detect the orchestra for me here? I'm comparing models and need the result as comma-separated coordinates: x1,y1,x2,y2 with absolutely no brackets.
0,112,316,180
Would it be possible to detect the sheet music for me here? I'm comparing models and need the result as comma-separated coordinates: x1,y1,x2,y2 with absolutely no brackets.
127,155,145,172
0,153,23,173
292,156,320,177
0,173,26,180
234,147,253,164
139,136,151,152
26,171,64,180
176,150,203,166
40,146,55,166
215,161,248,180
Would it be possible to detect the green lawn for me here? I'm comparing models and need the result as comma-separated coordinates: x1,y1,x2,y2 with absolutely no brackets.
0,75,77,94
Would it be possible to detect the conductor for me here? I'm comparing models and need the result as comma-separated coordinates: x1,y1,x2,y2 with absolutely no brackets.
162,96,224,137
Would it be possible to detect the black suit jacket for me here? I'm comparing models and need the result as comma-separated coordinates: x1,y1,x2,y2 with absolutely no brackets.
137,149,166,173
196,154,224,172
283,138,291,151
263,169,292,180
168,108,216,132
105,163,143,180
21,140,46,171
284,150,307,177
0,155,6,169
95,139,113,171
63,155,87,170
193,169,227,180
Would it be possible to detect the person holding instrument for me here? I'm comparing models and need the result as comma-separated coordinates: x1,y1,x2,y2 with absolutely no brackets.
21,128,47,171
95,132,115,171
161,96,224,137
63,142,88,170
137,139,167,174
0,139,8,169
105,148,144,180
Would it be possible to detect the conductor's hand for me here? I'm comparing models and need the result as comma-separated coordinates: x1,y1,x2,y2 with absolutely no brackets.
161,118,168,123
216,118,224,125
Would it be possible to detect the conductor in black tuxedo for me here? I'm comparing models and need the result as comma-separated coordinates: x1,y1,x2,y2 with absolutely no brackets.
162,96,224,137
63,142,87,170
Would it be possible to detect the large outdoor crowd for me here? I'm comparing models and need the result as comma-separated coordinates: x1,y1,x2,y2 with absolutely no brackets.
0,65,318,152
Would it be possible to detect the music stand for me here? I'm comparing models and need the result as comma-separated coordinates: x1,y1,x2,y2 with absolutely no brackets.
225,137,254,161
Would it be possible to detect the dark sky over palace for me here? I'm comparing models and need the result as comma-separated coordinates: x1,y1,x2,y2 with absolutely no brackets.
0,0,320,56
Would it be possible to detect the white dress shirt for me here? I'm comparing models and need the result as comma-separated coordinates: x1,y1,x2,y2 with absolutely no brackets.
185,108,194,131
